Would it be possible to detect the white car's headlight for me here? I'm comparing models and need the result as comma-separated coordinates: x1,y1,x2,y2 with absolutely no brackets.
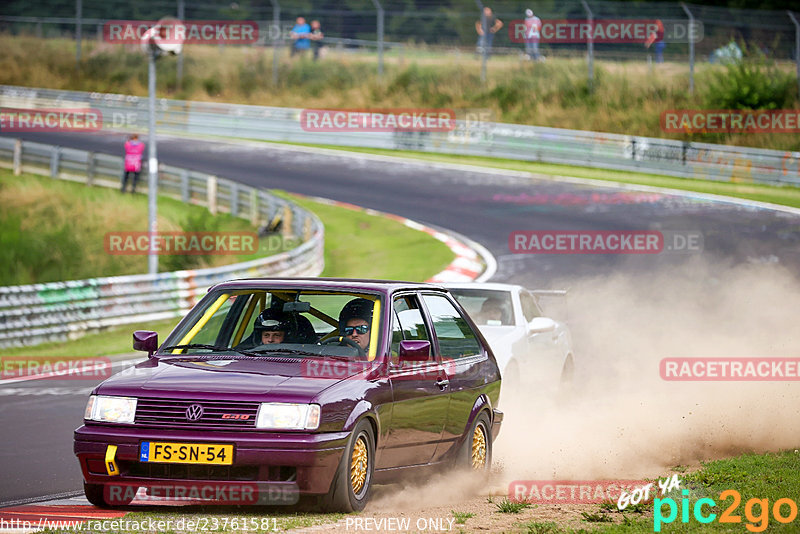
256,403,320,430
84,395,137,424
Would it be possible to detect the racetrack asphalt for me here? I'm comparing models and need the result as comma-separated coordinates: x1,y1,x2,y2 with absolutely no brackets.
2,130,799,506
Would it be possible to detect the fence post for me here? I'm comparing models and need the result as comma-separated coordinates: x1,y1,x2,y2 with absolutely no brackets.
87,151,95,186
475,0,487,83
177,0,185,90
681,3,695,95
50,146,60,178
207,175,218,215
789,11,800,102
270,0,280,86
75,0,82,71
13,140,22,176
580,0,594,93
180,170,190,203
370,0,385,77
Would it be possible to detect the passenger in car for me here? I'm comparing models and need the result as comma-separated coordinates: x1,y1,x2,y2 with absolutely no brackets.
253,308,290,344
476,298,505,324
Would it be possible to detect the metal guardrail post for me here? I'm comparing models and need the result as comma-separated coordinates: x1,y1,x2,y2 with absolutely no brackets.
370,0,385,77
207,175,218,215
789,11,800,102
230,181,239,216
581,0,594,93
681,3,695,95
12,140,22,176
50,146,60,178
251,189,259,226
270,0,280,86
180,170,190,203
87,151,95,186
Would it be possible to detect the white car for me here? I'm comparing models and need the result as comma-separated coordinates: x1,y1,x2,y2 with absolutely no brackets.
444,283,575,391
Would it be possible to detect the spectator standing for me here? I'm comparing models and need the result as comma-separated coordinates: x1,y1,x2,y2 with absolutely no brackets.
121,134,145,194
310,20,324,61
290,17,311,57
645,19,666,63
475,7,503,57
523,9,543,60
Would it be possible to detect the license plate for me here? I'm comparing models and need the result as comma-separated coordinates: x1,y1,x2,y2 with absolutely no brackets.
139,442,233,465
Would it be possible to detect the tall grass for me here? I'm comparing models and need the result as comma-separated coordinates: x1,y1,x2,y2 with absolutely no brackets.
1,35,797,149
0,169,257,285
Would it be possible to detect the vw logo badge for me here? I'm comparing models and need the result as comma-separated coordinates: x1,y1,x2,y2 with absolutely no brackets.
185,404,204,421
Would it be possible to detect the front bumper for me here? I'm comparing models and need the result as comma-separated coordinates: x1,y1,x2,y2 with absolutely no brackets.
74,424,349,498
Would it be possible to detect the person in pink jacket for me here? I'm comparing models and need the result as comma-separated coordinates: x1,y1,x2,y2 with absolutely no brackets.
121,134,145,193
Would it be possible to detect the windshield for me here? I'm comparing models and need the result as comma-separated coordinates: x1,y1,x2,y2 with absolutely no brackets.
448,289,515,326
162,288,384,360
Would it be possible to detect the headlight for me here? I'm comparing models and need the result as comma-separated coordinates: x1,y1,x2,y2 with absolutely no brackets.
256,403,320,430
84,395,137,424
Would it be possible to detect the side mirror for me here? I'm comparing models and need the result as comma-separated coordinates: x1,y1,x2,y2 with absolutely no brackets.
133,330,158,357
527,317,556,334
398,340,430,363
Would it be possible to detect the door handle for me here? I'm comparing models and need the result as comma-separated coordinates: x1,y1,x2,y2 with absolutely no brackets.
435,378,450,390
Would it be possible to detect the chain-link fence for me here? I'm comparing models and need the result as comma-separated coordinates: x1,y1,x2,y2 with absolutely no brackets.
1,0,798,91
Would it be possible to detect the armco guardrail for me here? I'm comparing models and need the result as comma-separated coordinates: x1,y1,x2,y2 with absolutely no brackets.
1,84,799,187
0,136,324,349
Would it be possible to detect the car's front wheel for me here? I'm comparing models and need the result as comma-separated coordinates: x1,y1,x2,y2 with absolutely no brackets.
83,482,134,508
323,419,375,512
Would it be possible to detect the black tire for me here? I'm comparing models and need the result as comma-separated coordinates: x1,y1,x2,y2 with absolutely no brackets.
460,412,492,473
83,482,134,508
556,355,576,405
323,419,375,512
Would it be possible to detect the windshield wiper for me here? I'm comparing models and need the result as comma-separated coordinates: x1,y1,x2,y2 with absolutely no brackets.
161,344,262,358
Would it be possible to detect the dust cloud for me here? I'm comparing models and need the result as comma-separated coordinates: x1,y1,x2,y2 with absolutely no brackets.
496,256,800,482
371,257,800,512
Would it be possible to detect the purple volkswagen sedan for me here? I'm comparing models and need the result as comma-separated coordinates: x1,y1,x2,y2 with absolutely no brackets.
74,279,503,512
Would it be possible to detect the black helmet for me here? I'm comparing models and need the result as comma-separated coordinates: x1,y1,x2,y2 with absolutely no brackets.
338,298,374,333
253,308,290,335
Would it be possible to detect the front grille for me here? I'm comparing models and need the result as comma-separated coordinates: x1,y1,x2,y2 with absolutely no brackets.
123,461,260,481
135,398,260,430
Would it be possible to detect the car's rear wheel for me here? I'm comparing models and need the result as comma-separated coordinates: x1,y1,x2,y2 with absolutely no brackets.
323,419,375,512
461,412,492,473
83,482,134,508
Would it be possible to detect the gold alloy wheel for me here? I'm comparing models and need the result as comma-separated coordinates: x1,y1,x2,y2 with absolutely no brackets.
471,424,487,469
350,435,369,495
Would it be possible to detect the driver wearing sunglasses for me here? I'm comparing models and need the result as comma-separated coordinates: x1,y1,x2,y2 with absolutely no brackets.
338,298,373,351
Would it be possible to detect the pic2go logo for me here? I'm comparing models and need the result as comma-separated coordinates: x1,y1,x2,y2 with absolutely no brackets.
654,489,799,532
